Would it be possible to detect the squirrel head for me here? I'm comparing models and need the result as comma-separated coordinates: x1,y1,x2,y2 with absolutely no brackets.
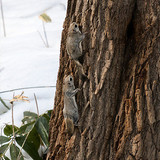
63,75,74,89
68,22,81,34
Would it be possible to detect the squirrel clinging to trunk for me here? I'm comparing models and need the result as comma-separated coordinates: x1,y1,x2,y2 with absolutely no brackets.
66,22,87,78
63,75,80,135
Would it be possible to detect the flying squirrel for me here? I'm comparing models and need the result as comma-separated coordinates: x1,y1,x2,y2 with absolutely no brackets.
63,75,80,135
66,22,87,78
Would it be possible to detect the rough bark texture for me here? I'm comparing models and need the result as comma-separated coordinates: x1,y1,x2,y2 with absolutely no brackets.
48,0,160,159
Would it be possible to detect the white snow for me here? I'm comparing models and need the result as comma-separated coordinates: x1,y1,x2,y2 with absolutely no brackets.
0,0,67,159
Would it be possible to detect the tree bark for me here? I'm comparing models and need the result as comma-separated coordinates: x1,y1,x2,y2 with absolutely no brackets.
48,0,160,159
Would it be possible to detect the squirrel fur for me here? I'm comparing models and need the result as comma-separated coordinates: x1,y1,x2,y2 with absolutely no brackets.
66,22,87,78
63,75,80,135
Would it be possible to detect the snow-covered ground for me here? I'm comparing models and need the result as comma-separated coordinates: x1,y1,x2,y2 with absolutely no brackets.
0,0,67,136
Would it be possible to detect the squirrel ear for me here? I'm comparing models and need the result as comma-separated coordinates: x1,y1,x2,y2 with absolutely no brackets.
64,75,67,81
63,76,66,85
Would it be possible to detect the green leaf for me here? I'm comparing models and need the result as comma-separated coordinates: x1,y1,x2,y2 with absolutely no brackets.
16,127,41,160
22,111,38,124
47,110,52,118
35,116,49,146
3,155,10,160
17,125,40,150
23,111,38,118
17,122,34,135
10,143,24,160
22,116,35,124
24,124,35,134
27,127,40,150
0,136,10,144
41,113,50,123
0,144,9,156
4,125,19,136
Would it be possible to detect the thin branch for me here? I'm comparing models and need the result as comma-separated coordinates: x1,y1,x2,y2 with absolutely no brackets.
37,30,47,47
34,93,39,117
0,85,56,94
11,95,15,140
11,93,17,158
0,0,6,37
42,21,49,47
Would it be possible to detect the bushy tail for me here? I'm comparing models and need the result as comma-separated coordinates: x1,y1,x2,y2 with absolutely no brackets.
64,118,74,135
74,60,87,79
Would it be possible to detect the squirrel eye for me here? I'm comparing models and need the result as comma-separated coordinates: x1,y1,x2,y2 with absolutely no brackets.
75,24,77,28
70,77,72,81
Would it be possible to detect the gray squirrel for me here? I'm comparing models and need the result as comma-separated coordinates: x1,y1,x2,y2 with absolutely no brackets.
63,75,80,134
66,22,87,78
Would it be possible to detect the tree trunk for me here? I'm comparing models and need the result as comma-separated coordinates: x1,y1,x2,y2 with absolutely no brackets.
48,0,160,159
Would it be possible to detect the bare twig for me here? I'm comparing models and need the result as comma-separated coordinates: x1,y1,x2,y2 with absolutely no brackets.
33,94,41,160
34,93,39,117
11,94,15,140
42,21,49,47
0,85,56,94
0,0,6,37
11,93,17,158
37,30,47,47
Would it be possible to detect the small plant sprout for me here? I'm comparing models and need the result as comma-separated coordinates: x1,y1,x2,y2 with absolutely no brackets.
0,91,51,159
38,13,52,48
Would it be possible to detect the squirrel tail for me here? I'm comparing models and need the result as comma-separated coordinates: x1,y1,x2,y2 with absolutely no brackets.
74,60,87,79
64,118,74,135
